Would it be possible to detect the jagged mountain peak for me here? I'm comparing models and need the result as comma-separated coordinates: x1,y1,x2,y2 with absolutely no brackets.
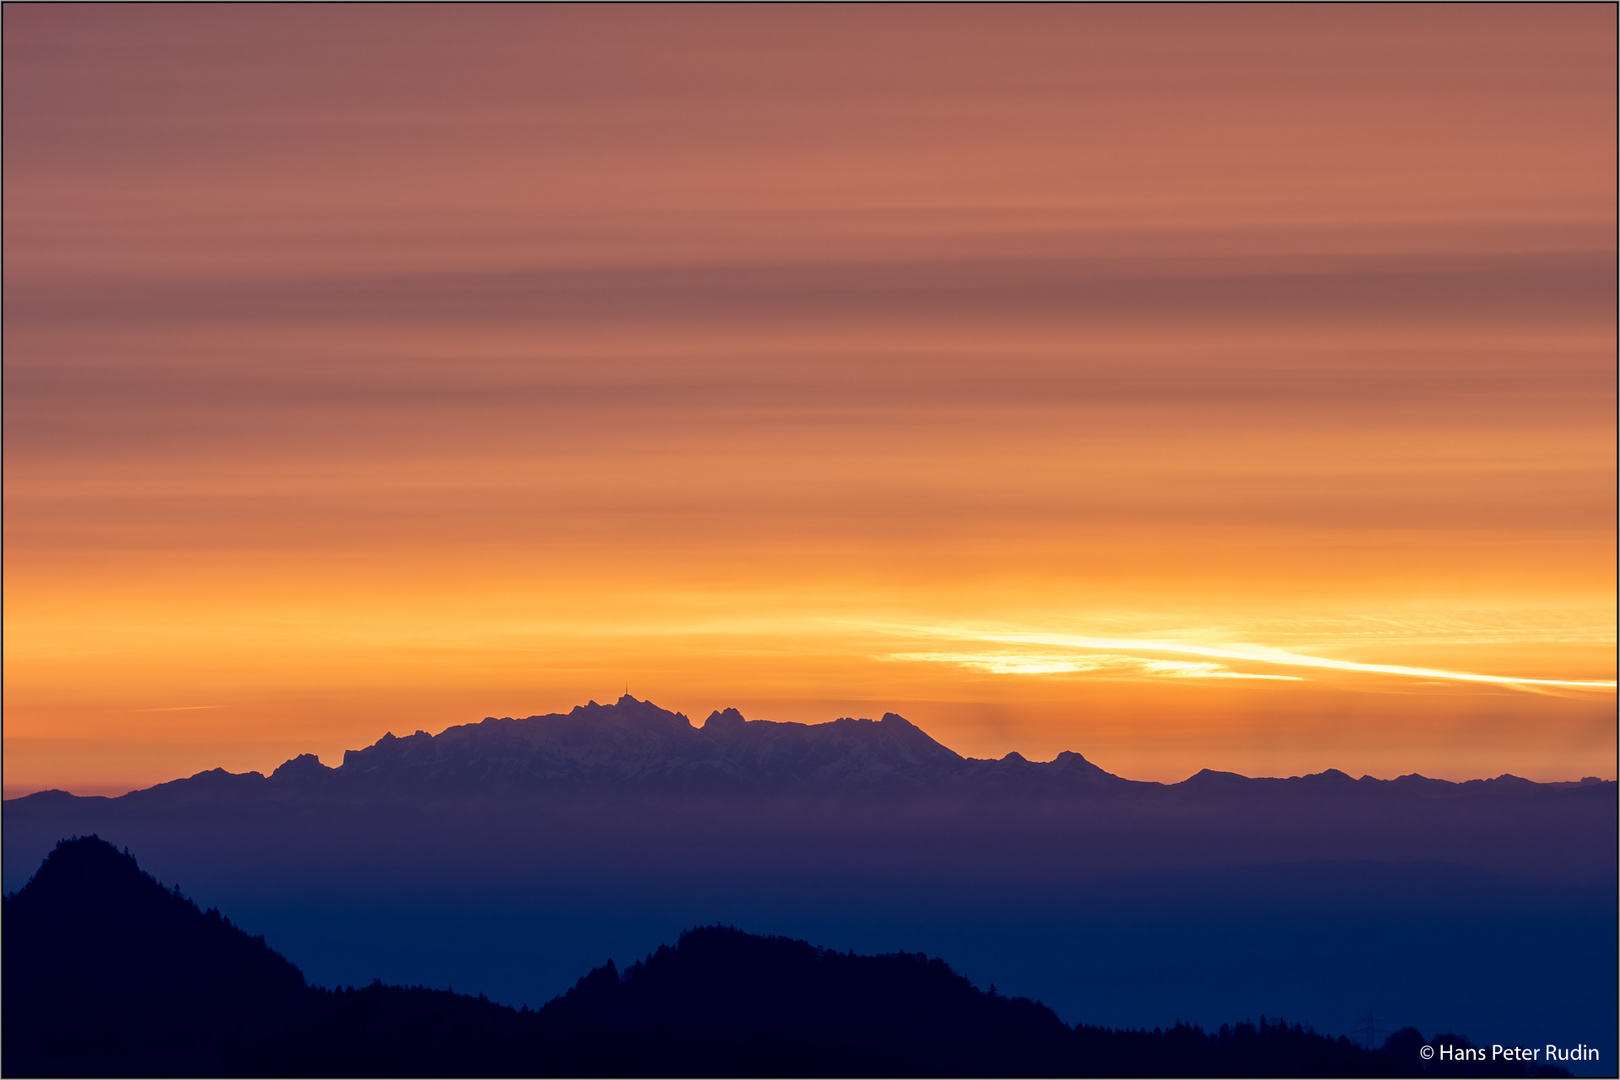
326,698,979,794
270,753,332,782
563,694,696,730
702,707,747,731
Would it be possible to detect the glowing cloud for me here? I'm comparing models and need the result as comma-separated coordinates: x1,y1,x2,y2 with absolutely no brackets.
890,651,1302,681
889,629,1617,692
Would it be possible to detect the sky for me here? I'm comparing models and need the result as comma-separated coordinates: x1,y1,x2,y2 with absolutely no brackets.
4,6,1615,795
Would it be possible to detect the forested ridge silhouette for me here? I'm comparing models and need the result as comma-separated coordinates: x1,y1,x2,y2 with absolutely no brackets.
3,836,1572,1078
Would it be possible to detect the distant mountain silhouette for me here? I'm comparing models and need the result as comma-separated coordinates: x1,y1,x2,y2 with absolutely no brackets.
9,697,1612,882
11,695,1608,803
3,837,1571,1078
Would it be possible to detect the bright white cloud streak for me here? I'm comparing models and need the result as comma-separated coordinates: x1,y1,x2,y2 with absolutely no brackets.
889,628,1617,691
890,651,1303,680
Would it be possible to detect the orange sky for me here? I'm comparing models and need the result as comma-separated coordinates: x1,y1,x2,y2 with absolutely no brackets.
4,6,1615,795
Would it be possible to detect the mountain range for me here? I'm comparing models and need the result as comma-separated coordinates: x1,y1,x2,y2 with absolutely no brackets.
12,693,1611,805
4,697,1613,1071
10,696,1612,884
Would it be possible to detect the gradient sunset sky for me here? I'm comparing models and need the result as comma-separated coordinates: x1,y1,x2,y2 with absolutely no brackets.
5,6,1615,795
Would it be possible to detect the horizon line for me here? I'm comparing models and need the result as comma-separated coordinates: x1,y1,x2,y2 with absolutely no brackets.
5,695,1614,801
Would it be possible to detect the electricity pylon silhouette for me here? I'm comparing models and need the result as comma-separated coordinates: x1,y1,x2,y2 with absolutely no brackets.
1356,1010,1386,1052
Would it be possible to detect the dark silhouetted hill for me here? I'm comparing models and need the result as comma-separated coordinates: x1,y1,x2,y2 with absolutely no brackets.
2,835,309,1075
2,837,1575,1078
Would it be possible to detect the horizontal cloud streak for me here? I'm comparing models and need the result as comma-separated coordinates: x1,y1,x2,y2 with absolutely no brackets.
891,651,1303,681
6,252,1613,329
895,628,1617,692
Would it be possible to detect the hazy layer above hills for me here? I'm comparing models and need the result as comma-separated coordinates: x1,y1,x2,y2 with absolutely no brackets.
13,837,1507,1079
